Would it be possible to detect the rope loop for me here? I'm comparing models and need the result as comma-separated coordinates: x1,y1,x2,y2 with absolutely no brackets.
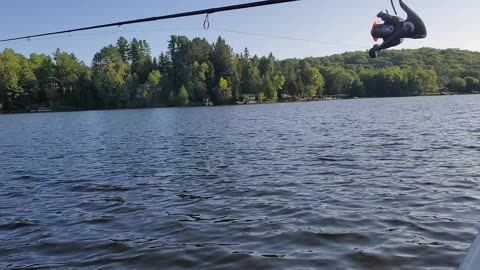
203,13,210,30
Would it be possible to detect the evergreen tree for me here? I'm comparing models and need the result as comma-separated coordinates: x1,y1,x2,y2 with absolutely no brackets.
116,37,129,63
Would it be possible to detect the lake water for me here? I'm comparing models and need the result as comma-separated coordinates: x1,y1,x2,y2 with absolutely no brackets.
1,96,479,270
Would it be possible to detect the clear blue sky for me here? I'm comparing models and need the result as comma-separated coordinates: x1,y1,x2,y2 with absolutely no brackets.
0,0,478,65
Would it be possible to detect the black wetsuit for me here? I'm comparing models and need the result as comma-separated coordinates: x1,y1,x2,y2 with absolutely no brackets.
369,0,426,58
400,0,427,39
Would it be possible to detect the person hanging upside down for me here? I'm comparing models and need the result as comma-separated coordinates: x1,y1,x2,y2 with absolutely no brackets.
369,0,427,58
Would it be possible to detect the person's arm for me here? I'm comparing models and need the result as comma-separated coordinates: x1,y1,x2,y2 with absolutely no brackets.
377,11,404,24
377,23,412,50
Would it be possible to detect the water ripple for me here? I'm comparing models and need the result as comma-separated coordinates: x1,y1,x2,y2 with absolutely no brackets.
0,96,479,269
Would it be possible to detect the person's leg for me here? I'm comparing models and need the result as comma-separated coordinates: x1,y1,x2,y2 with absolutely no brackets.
400,0,427,38
369,38,402,58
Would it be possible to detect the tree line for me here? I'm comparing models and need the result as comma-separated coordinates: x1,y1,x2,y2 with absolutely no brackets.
1,36,480,112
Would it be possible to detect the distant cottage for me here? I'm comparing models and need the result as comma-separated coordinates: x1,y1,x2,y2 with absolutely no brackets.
438,87,451,95
240,94,257,104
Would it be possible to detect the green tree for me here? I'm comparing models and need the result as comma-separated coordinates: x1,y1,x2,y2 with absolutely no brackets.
29,53,54,105
214,77,232,104
116,37,129,62
168,35,191,91
176,85,189,106
258,53,284,101
448,77,467,93
93,45,123,68
168,91,175,106
350,74,366,97
323,67,355,96
381,67,406,97
465,76,480,92
187,61,209,104
187,38,212,64
210,36,234,82
358,67,390,97
128,38,151,62
407,69,439,95
53,49,92,108
18,57,38,107
298,60,324,98
279,59,300,98
0,49,24,111
92,46,129,108
139,70,162,106
258,92,266,103
241,58,261,95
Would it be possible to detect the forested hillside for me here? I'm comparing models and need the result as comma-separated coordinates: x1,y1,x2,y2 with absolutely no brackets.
1,36,479,112
305,48,480,97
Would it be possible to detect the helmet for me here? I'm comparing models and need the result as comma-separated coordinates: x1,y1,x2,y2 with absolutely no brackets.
371,22,395,41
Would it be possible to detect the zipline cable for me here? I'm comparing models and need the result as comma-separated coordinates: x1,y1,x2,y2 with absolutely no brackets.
5,27,365,49
210,28,365,48
0,0,300,43
390,0,398,15
1,26,365,50
0,28,204,44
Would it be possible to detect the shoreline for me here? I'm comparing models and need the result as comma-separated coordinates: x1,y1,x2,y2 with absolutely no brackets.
1,93,477,115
